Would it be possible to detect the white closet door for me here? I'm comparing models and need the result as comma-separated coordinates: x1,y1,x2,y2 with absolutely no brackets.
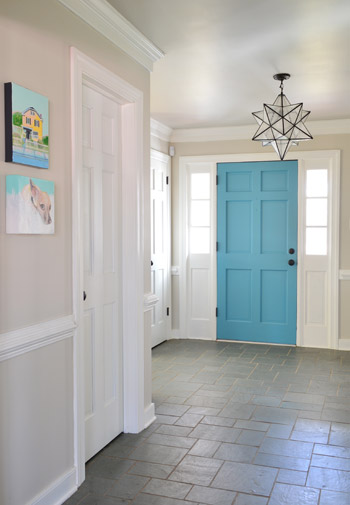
82,84,123,461
151,150,171,348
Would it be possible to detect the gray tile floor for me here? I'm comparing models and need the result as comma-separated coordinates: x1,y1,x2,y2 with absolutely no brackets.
65,339,350,505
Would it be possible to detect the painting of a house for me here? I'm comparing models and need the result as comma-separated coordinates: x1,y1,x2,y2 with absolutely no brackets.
5,82,49,169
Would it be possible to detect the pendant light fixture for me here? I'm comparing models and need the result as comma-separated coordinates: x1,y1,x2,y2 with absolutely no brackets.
252,73,312,160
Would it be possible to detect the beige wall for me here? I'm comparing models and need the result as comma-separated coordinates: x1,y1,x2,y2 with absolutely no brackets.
0,2,151,504
171,134,350,338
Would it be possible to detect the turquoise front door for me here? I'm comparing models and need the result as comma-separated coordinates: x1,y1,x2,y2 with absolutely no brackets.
217,160,298,344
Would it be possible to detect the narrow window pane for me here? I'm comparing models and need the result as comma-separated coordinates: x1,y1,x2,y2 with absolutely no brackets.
191,173,210,199
306,169,327,197
306,198,327,226
191,200,210,226
190,227,210,254
306,227,327,255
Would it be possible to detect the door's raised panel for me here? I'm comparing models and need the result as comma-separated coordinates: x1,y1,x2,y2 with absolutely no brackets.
103,302,117,405
226,171,252,192
261,270,287,324
155,269,164,324
306,271,327,325
84,309,95,418
226,201,252,253
83,166,93,275
154,169,163,191
102,115,115,155
226,269,252,322
261,200,287,253
155,199,164,254
261,170,288,191
102,170,115,273
82,105,92,148
191,268,210,319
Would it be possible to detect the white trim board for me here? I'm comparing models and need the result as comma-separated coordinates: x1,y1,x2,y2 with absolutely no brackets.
0,316,75,362
71,47,152,487
179,150,340,349
57,0,163,71
171,119,350,143
27,468,76,505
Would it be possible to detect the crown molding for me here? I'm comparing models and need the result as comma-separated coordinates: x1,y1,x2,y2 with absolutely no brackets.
151,118,173,142
170,119,350,143
57,0,164,71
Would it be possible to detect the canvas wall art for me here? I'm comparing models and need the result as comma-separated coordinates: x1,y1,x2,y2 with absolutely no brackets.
5,83,49,169
6,175,55,234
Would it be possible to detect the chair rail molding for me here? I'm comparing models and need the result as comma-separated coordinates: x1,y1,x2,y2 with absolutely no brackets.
56,0,163,71
0,316,76,362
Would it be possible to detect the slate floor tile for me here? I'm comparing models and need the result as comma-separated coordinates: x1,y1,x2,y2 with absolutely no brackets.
175,413,203,427
189,424,241,443
252,406,298,425
219,403,256,420
78,496,129,505
268,483,319,505
156,424,192,437
214,442,257,463
254,453,310,471
276,468,307,486
169,455,223,486
201,415,235,427
128,461,174,479
146,433,196,449
86,457,133,480
259,437,313,458
108,474,149,499
319,490,350,505
132,494,197,505
307,466,350,492
236,429,265,446
129,444,187,465
313,444,350,459
156,403,190,416
311,454,350,471
188,439,221,457
143,478,191,499
233,495,268,505
211,461,277,496
185,485,236,505
266,424,292,439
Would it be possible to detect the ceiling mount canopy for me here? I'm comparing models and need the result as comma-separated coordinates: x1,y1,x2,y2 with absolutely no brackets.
252,73,313,160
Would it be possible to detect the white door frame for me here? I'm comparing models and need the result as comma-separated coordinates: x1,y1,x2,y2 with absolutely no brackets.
71,48,147,485
179,150,340,349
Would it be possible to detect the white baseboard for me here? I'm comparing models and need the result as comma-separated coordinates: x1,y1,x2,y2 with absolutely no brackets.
144,402,156,429
28,468,76,505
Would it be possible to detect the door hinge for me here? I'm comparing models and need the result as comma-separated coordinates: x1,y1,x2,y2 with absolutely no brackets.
166,176,169,185
216,307,218,317
216,241,218,251
216,175,218,185
166,307,170,316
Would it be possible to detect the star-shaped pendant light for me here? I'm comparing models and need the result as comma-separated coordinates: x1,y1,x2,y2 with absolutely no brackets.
252,73,312,160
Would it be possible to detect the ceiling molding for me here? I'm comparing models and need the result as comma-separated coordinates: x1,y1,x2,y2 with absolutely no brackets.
151,118,173,142
56,0,164,71
170,119,350,143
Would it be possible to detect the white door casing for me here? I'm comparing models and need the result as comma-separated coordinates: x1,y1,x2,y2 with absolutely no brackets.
179,151,340,349
82,84,123,461
71,48,151,486
150,150,171,347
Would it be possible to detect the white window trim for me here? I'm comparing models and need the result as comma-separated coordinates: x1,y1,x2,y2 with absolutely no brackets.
179,150,340,349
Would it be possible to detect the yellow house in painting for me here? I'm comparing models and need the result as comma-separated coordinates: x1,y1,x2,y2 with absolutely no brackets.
22,106,43,142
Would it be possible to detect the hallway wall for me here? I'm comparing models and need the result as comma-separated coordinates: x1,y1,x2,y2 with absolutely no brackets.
170,134,350,342
0,2,151,505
